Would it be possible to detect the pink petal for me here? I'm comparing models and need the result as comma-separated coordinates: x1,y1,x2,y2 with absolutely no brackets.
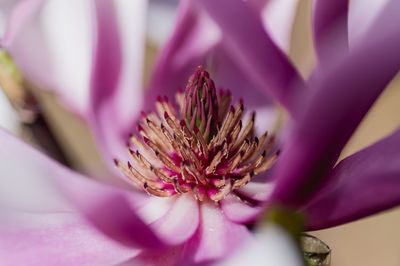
210,44,272,108
148,0,219,106
218,225,303,266
348,0,391,48
270,0,400,208
235,181,273,202
134,196,176,225
220,193,262,223
1,0,44,46
89,0,147,168
305,128,400,230
150,0,300,112
2,0,148,170
0,128,163,249
0,212,138,265
197,0,304,115
150,194,200,245
2,0,92,114
121,246,184,266
312,0,349,67
84,194,166,249
182,201,251,263
261,0,300,52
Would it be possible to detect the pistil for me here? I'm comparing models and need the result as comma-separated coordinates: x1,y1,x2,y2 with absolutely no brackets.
115,66,279,202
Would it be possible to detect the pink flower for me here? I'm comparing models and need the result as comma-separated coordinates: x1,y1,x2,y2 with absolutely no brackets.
0,0,399,265
0,0,303,265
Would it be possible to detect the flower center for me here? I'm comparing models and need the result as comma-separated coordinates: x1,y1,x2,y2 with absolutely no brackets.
115,66,279,202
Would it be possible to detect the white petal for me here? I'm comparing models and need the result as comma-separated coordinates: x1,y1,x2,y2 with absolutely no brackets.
217,224,303,266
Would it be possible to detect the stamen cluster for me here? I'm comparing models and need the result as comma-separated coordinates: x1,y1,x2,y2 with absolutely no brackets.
115,66,278,202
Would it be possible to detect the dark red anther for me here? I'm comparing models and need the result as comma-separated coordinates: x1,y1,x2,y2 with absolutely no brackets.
179,120,186,127
164,111,169,119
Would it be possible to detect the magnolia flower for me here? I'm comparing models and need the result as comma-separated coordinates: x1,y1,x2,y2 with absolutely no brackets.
0,0,303,265
0,0,399,265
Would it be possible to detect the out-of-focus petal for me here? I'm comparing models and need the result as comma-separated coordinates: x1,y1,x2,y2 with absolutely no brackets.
312,0,348,67
120,245,183,266
150,194,199,245
0,90,19,134
198,0,304,115
261,0,300,53
0,127,83,213
181,201,251,263
1,0,44,46
150,0,300,112
148,0,219,106
2,0,92,114
210,44,271,108
84,194,165,249
220,194,262,223
348,0,391,48
217,225,303,266
235,181,274,202
305,128,400,230
270,1,400,208
135,196,175,224
0,212,138,266
0,0,19,35
0,128,165,249
89,0,147,167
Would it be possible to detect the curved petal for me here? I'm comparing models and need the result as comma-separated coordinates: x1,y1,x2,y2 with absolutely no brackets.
0,212,138,266
0,128,84,213
305,128,400,230
150,194,199,246
270,1,400,208
150,0,300,112
89,0,147,167
197,0,304,115
217,225,303,266
210,44,272,108
312,0,349,67
235,181,274,202
1,0,44,45
135,196,176,224
348,0,390,48
84,194,166,249
0,128,164,249
261,0,300,53
181,201,251,263
2,0,148,169
2,0,92,114
220,194,262,223
148,0,220,106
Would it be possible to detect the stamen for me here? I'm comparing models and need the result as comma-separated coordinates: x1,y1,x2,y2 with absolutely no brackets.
115,66,279,202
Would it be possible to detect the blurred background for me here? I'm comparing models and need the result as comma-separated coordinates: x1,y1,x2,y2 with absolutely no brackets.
0,1,399,265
